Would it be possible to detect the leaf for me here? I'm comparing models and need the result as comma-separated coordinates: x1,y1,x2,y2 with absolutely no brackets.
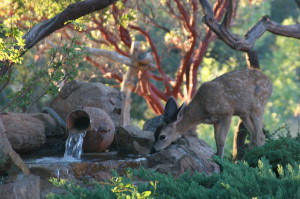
142,191,152,197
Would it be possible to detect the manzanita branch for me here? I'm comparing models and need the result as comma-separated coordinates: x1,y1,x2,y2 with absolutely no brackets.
199,0,300,52
189,0,230,98
129,25,171,94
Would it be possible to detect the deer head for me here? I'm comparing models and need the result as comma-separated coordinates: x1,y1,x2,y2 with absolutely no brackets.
152,97,186,152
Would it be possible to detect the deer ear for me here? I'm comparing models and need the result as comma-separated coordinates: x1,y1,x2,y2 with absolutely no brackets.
163,97,178,119
174,102,186,124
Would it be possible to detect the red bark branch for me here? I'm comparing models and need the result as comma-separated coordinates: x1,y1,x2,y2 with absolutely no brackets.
129,25,171,94
119,26,132,47
172,0,198,96
111,4,132,48
94,18,130,57
189,0,229,98
85,56,123,83
149,82,168,101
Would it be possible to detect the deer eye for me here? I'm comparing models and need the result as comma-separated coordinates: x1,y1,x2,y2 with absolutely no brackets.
159,135,166,140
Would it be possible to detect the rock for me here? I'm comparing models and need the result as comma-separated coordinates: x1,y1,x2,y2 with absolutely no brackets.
27,163,76,199
143,115,163,132
26,155,147,197
147,135,220,176
1,112,63,152
1,112,64,152
0,115,30,175
70,159,147,179
115,125,154,155
50,80,124,127
0,174,40,199
94,171,111,181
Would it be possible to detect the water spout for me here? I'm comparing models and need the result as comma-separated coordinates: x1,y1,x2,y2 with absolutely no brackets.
64,107,115,158
64,110,90,159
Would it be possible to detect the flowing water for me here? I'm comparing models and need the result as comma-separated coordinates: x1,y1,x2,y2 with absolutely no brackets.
23,128,147,165
64,129,87,159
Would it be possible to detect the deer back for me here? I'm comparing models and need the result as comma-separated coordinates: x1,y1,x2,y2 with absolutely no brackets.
191,68,272,117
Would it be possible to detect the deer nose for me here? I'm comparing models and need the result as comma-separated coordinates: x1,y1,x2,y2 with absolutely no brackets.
150,147,156,154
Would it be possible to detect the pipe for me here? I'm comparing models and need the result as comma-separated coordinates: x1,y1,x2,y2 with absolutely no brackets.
42,107,66,130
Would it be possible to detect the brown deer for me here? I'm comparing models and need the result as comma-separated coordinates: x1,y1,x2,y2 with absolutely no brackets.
152,68,272,157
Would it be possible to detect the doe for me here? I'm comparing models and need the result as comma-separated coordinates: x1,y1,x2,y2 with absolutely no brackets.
153,68,272,157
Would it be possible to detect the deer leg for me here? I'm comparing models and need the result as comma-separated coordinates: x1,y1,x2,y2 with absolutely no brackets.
250,114,265,147
241,115,264,148
240,115,256,134
214,116,232,157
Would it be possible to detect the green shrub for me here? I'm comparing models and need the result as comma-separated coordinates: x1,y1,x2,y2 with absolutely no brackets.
244,137,300,170
243,124,300,171
133,158,300,199
47,157,300,199
46,178,114,199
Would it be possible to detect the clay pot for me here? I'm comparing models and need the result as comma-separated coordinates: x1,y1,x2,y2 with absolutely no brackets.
66,107,115,152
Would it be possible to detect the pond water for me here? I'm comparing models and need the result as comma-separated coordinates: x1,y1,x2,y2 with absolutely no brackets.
24,151,147,165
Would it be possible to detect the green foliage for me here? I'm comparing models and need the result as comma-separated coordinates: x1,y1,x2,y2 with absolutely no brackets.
48,157,300,199
47,177,114,199
114,1,137,28
0,24,25,64
244,132,300,171
262,22,300,126
134,158,300,199
0,0,79,21
1,34,88,112
110,176,154,199
47,173,155,199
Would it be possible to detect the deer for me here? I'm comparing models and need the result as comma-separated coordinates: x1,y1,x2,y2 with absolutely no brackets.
152,68,272,157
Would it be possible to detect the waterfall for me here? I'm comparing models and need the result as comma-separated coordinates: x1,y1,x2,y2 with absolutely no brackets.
64,129,86,159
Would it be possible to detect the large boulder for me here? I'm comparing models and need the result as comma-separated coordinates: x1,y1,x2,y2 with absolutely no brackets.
1,112,64,152
0,174,40,199
147,135,220,176
50,80,124,127
115,125,154,155
0,115,30,175
143,115,219,176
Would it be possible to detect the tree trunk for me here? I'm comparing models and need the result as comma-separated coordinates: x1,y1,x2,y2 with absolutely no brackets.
232,120,249,160
120,41,155,126
120,67,137,126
